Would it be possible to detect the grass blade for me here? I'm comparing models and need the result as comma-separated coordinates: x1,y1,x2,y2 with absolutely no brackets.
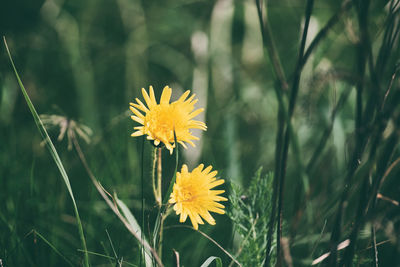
115,197,153,267
200,256,222,267
3,36,90,267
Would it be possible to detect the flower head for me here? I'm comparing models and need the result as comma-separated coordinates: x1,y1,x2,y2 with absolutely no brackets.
40,114,92,150
169,164,227,230
130,86,207,154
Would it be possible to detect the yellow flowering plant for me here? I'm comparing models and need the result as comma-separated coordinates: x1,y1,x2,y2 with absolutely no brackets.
169,164,227,230
129,85,228,264
130,85,207,154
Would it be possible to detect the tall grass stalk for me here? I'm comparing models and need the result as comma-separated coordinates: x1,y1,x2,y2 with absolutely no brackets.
255,0,362,264
140,136,146,267
275,1,314,264
255,0,314,264
327,0,400,265
3,37,91,267
254,1,288,264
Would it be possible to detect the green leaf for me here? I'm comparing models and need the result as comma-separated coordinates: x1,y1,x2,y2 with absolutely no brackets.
115,196,153,267
200,256,223,267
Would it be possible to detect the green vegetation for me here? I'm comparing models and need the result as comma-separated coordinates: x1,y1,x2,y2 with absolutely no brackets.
1,0,400,266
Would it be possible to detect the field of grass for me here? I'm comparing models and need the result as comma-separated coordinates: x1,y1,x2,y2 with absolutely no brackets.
1,0,400,266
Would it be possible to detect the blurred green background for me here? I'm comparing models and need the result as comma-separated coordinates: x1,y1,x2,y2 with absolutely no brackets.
1,0,400,266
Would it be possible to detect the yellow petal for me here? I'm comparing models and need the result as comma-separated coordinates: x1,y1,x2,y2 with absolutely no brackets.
176,90,191,103
203,165,213,175
160,86,172,105
180,212,188,223
141,88,153,108
130,106,144,119
149,86,157,105
133,99,149,112
209,179,224,188
188,108,204,119
131,115,144,124
131,131,143,137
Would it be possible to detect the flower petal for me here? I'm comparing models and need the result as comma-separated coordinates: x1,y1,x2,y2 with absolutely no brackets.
131,115,144,124
149,86,157,105
160,86,172,105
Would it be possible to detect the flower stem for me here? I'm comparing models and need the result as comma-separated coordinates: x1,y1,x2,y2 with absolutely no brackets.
157,213,165,259
155,133,179,260
156,147,163,257
155,148,167,259
157,148,162,207
151,147,160,206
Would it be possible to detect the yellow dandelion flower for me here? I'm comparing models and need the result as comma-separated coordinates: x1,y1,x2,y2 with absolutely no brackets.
169,164,228,230
129,86,207,154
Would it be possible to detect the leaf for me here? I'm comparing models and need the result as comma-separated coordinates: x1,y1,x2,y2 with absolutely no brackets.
115,196,153,267
200,256,223,267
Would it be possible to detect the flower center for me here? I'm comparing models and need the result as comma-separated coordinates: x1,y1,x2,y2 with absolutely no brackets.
145,105,175,137
144,103,189,142
183,191,194,201
174,184,199,204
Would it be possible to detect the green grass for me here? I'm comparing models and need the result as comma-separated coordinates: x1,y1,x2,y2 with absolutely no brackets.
1,0,400,266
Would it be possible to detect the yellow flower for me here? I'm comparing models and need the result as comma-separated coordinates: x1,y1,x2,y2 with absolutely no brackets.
169,164,227,230
130,86,207,154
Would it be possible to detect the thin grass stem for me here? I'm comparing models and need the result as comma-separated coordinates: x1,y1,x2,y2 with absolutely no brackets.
301,0,353,69
26,230,74,267
372,224,378,267
306,85,352,174
328,2,374,264
141,136,146,267
254,1,288,264
276,1,314,264
105,229,119,263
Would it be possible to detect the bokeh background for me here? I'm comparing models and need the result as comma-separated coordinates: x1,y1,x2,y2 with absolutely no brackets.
1,0,400,266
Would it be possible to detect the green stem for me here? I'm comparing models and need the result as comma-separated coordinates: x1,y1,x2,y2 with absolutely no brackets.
162,133,179,208
140,136,146,267
157,213,166,260
254,2,288,263
153,134,179,258
301,0,353,69
151,147,159,205
328,1,371,264
275,1,314,264
157,148,162,206
156,147,163,257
